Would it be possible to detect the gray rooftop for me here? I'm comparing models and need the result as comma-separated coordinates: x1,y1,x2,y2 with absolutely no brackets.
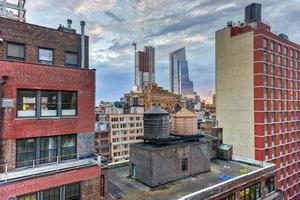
108,159,261,200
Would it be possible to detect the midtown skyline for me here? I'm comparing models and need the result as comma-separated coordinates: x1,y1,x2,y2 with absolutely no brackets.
24,0,300,103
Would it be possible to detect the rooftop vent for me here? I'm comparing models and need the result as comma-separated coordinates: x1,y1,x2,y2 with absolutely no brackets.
57,19,76,33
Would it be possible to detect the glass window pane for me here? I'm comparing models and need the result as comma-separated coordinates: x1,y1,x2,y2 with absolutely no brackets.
16,139,36,168
42,187,60,200
65,183,80,200
17,193,37,200
17,90,37,117
65,52,79,67
40,137,57,164
41,91,58,117
62,91,77,116
7,43,25,59
61,135,76,160
39,48,53,65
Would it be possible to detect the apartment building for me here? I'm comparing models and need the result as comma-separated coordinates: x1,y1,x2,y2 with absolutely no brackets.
109,114,143,163
216,3,300,199
0,17,107,199
125,83,185,114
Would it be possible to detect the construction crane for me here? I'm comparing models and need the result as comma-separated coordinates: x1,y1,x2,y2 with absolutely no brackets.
0,0,26,22
205,90,212,103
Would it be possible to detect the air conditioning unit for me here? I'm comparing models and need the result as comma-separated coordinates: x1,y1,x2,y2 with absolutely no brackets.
1,98,14,108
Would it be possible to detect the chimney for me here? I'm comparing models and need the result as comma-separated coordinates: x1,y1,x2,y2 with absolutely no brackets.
80,21,86,68
67,19,72,29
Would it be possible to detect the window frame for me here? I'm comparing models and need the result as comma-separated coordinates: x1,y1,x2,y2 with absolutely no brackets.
16,138,36,168
7,42,25,61
65,51,79,67
182,158,188,171
41,90,58,117
61,134,77,161
17,89,38,118
61,91,78,116
65,182,81,200
38,47,54,65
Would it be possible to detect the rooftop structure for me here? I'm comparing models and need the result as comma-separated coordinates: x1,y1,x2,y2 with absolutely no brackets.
0,0,26,22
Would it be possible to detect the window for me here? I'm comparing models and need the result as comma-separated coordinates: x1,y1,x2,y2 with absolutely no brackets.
16,138,36,167
263,39,268,49
263,51,268,62
182,158,188,171
65,183,80,200
41,91,58,117
278,44,282,54
222,194,235,200
61,135,76,160
17,193,37,200
65,52,79,67
266,177,275,193
62,91,77,116
239,183,261,200
39,48,53,65
40,137,57,164
270,42,274,51
17,90,77,118
100,174,105,197
7,42,25,60
42,187,60,200
17,90,37,117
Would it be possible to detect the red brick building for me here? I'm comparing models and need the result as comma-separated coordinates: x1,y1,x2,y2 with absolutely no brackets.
216,4,300,199
0,17,107,199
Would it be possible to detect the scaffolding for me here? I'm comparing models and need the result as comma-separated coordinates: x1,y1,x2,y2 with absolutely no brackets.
0,0,26,22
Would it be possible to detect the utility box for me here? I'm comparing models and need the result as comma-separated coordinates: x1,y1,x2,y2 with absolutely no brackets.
217,144,233,161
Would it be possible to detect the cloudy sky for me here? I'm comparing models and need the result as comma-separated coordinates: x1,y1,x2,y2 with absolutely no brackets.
25,0,300,104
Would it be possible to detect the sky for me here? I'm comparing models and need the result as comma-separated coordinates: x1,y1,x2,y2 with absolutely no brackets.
24,0,300,104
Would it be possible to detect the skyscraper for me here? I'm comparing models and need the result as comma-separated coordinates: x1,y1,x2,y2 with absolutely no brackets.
216,3,300,199
134,45,155,91
169,47,194,97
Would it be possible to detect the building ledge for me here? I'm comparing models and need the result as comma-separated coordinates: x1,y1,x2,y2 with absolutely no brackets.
0,154,107,184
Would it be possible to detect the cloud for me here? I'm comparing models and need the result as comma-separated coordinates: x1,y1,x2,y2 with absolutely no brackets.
26,0,300,102
73,0,117,14
104,11,125,23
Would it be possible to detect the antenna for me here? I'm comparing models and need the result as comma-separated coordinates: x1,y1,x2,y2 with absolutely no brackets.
132,41,137,51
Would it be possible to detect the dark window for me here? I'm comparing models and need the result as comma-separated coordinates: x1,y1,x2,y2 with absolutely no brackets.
222,194,235,200
266,177,275,193
100,174,105,197
17,193,37,200
39,48,53,65
65,183,80,200
7,42,25,60
17,90,37,118
16,139,36,167
41,91,58,117
42,187,60,200
40,137,58,164
61,135,77,160
62,92,77,116
182,158,188,171
65,52,79,67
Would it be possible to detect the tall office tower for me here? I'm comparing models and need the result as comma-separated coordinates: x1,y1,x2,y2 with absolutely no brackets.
169,47,194,97
134,46,155,91
0,18,107,199
216,3,300,199
0,0,26,22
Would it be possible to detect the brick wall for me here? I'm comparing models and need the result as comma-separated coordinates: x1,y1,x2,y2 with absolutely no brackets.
0,60,95,165
0,17,89,68
0,166,101,200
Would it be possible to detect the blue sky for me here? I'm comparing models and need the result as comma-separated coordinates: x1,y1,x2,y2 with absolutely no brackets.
25,0,300,104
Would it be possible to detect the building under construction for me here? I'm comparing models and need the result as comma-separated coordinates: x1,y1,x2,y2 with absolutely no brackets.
0,0,26,22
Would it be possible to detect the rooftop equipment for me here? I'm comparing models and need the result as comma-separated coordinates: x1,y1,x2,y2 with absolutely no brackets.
245,3,262,24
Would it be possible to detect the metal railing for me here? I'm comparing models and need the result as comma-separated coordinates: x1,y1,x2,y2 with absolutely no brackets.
0,151,108,183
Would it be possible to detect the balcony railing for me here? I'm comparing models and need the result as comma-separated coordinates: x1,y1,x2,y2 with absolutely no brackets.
0,151,108,184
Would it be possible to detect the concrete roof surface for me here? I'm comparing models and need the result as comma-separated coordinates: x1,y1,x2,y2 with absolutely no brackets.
107,159,260,200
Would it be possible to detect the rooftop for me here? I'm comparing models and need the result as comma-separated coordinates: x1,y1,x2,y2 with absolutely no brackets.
108,159,264,200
